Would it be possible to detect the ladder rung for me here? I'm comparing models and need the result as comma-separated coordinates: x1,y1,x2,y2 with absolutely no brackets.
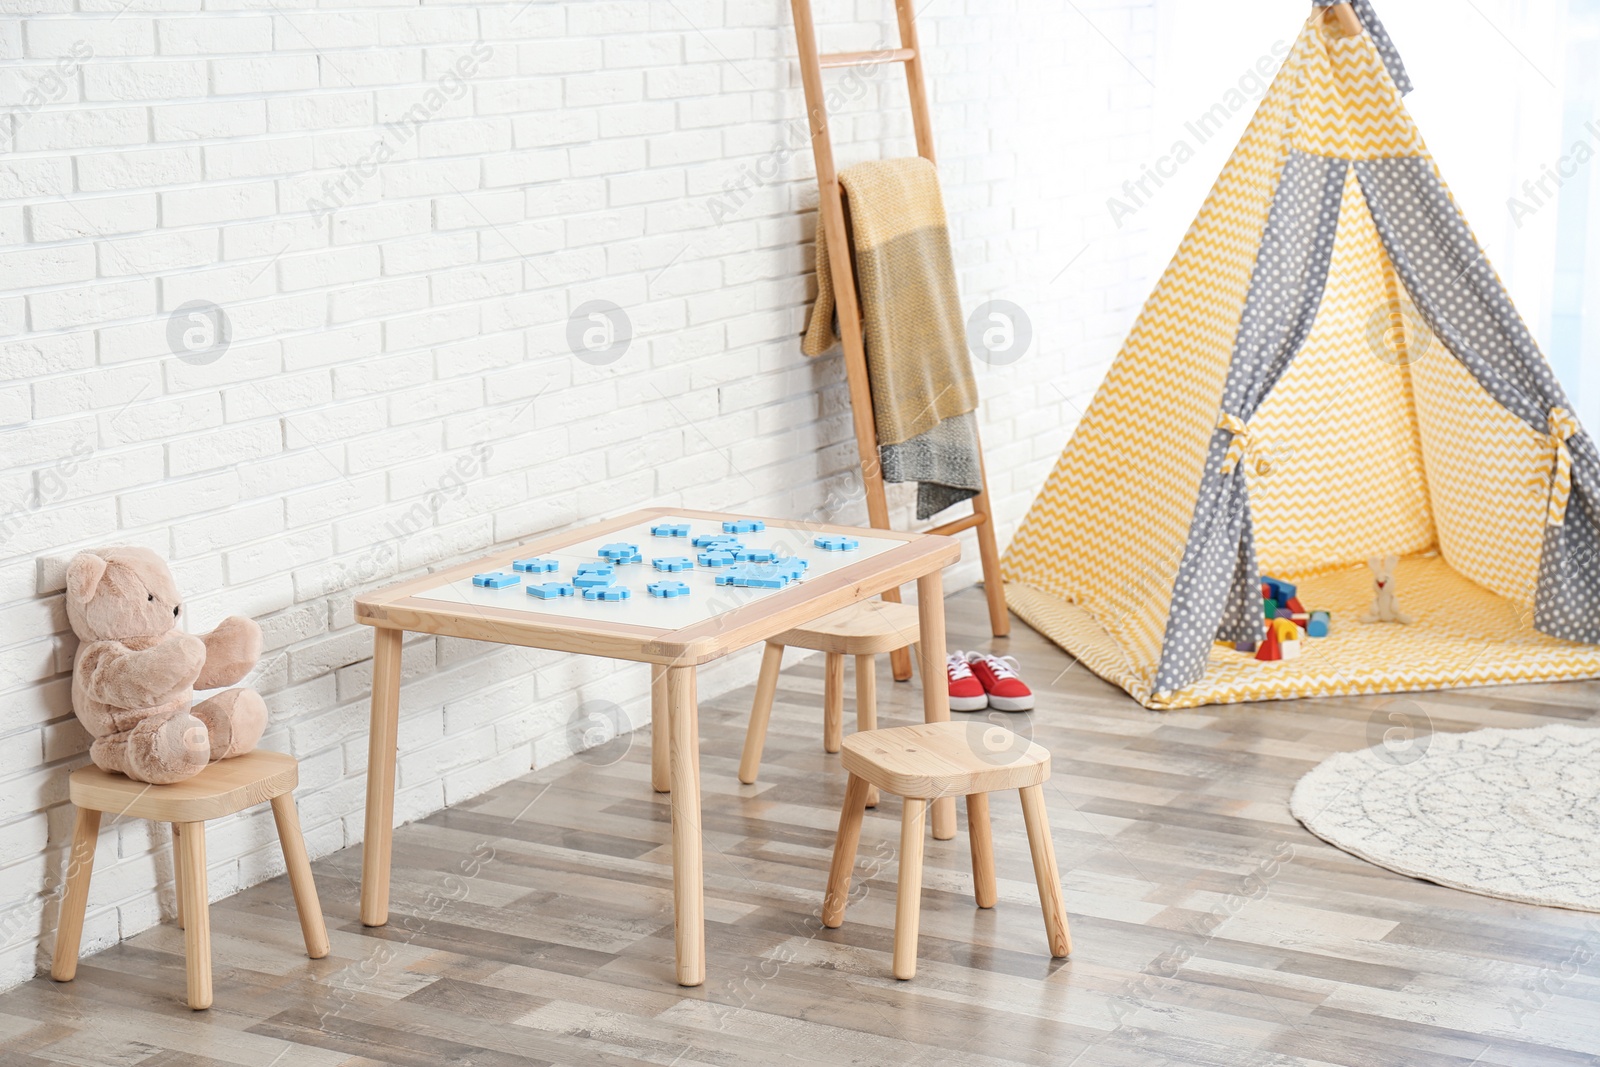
818,47,915,69
929,513,983,537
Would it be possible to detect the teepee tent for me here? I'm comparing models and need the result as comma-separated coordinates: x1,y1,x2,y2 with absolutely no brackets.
1003,1,1600,710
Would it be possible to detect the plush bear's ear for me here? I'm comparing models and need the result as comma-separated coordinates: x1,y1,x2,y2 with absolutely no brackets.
1384,553,1400,573
66,553,108,603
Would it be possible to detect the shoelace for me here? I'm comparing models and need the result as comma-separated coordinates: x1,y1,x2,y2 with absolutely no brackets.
968,652,1022,681
946,652,976,680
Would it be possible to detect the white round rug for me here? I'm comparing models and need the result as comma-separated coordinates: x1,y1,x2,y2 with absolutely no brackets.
1290,723,1600,912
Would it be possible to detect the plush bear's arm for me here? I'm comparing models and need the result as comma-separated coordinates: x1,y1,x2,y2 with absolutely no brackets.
195,615,262,690
79,634,207,708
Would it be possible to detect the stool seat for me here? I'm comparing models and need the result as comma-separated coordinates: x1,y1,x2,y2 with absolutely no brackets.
841,722,1050,798
773,600,921,655
53,750,327,1010
70,750,299,822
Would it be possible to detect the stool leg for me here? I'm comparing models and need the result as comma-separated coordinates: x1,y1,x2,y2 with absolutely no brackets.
271,792,330,960
738,643,785,785
175,820,213,1009
651,664,670,793
893,797,927,980
823,653,844,754
172,824,185,930
854,654,879,808
967,793,998,909
1019,785,1072,958
822,772,872,928
51,807,101,982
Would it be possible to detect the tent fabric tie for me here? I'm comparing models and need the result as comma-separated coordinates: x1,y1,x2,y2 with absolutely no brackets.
1217,413,1252,475
1544,407,1579,527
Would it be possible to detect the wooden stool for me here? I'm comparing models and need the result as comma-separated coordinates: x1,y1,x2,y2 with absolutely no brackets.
52,750,329,1009
822,722,1071,979
739,599,918,804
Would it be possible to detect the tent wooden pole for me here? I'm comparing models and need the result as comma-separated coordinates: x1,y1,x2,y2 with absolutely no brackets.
791,0,1011,684
1323,3,1362,36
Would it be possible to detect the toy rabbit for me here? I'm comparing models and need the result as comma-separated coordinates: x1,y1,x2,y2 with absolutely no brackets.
1360,554,1414,625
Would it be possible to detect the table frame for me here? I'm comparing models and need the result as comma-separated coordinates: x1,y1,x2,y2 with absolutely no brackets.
355,507,960,986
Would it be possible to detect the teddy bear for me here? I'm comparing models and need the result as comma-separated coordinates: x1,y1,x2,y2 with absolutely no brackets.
1360,554,1415,625
64,546,267,784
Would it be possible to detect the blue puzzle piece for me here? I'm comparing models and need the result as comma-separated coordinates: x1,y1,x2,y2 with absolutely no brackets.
734,548,778,563
582,585,631,601
653,556,694,572
647,580,691,599
598,542,642,563
775,558,809,582
472,572,520,589
714,564,791,589
723,519,765,533
527,582,575,600
650,523,691,538
697,549,738,567
512,557,560,574
814,535,860,552
693,532,742,548
572,563,616,588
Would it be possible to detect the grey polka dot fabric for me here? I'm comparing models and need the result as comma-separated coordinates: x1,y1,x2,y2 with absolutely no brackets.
1152,153,1350,697
1356,157,1600,645
1313,0,1413,95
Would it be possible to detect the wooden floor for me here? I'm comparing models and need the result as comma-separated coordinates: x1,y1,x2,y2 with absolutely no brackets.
7,587,1600,1066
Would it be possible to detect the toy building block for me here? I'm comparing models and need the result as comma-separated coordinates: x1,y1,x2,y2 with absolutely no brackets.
1280,638,1302,661
472,572,520,589
1234,638,1257,654
1291,611,1311,630
723,519,765,533
734,547,778,563
527,582,576,600
650,523,690,538
1271,617,1299,642
648,581,691,599
1286,595,1306,614
582,585,631,601
1255,629,1282,661
573,563,616,588
652,556,694,572
512,557,560,574
1308,610,1331,638
814,535,859,551
1274,607,1293,621
598,542,643,564
1263,598,1277,618
1263,576,1297,602
697,549,738,567
693,532,741,548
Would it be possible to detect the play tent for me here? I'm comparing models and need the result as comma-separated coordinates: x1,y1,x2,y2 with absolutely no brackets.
1002,2,1600,709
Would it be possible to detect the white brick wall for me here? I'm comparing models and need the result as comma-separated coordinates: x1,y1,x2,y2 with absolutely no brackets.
0,0,1156,989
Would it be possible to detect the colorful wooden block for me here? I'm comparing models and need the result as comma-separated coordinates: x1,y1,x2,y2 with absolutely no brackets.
814,535,859,551
1263,598,1277,618
650,523,690,538
1286,596,1306,615
1262,576,1297,602
582,585,631,601
722,520,765,533
1255,630,1281,661
512,558,560,573
1308,610,1331,638
1271,617,1299,642
652,556,694,572
527,582,575,600
647,581,690,598
1280,638,1302,661
1234,639,1257,654
472,572,519,589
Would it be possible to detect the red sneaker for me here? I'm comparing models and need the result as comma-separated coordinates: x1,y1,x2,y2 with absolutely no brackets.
946,653,989,712
965,652,1034,712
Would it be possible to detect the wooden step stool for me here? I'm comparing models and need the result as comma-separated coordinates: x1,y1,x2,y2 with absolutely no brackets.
739,599,919,804
52,750,329,1009
822,721,1072,979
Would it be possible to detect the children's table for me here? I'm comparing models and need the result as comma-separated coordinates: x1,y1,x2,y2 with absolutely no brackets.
354,508,960,986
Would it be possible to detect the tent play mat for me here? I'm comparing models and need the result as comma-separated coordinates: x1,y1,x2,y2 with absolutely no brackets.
1002,2,1600,711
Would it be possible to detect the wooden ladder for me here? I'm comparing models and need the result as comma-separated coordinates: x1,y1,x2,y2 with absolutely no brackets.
791,0,1010,681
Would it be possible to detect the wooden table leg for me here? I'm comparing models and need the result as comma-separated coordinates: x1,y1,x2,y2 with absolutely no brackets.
651,663,670,793
360,626,403,928
915,568,956,840
667,664,705,986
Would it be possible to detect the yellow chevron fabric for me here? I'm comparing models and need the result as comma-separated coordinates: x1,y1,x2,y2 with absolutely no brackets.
1002,14,1600,708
